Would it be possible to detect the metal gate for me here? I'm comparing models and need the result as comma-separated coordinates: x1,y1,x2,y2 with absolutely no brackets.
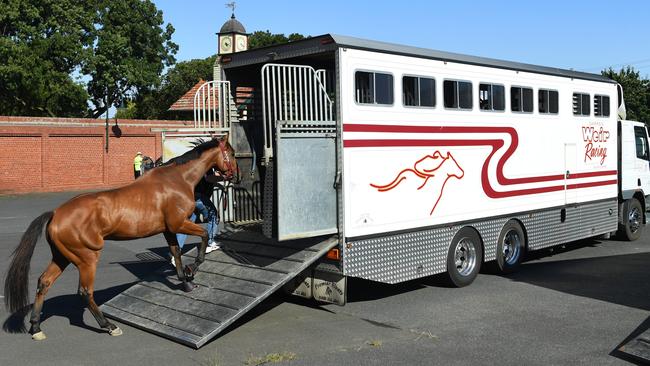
193,80,232,129
261,64,334,161
261,64,337,240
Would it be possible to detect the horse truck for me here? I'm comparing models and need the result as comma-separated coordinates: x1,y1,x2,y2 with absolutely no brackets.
101,34,650,348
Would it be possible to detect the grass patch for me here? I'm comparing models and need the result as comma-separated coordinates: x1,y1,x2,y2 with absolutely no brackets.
197,350,222,366
367,340,382,348
244,352,297,365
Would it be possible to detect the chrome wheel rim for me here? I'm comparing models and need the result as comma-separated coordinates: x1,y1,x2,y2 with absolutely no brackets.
502,229,522,265
454,237,477,276
628,206,641,233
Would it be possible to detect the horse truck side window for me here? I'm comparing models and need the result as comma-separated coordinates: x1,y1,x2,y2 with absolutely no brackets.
594,95,610,117
539,89,559,114
403,76,436,107
444,80,473,109
511,86,533,112
573,92,590,116
479,83,505,111
355,71,393,105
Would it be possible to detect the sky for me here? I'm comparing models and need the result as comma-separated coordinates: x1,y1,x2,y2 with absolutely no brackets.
152,0,650,78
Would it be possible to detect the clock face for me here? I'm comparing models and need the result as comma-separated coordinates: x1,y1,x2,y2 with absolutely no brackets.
220,36,232,54
236,37,247,51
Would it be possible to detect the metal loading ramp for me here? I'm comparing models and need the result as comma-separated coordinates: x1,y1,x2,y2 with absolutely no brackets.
100,225,338,348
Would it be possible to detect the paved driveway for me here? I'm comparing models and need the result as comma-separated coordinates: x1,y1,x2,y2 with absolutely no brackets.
0,192,648,365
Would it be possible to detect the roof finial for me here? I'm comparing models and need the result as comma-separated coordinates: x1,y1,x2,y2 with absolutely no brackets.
225,2,236,18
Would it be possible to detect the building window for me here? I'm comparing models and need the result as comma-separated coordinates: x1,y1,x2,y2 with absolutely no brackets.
479,83,505,111
573,93,590,116
594,95,610,117
511,86,533,112
403,76,436,107
538,89,559,114
355,71,394,105
444,80,472,109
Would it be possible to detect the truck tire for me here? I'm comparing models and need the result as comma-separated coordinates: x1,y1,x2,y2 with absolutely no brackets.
495,220,526,274
621,198,643,241
446,227,483,287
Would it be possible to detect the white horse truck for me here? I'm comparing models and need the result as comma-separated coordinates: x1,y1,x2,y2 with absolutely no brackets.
101,35,649,348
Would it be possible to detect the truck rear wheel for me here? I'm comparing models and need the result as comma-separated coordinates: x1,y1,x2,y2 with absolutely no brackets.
620,198,643,241
446,227,483,287
495,220,526,274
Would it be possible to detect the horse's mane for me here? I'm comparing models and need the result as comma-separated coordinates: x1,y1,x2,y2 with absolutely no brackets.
163,138,223,166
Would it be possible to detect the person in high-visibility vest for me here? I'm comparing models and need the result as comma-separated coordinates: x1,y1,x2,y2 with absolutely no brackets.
133,152,143,179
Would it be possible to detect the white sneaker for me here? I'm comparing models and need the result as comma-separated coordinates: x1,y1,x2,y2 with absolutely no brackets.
205,241,220,254
170,256,176,268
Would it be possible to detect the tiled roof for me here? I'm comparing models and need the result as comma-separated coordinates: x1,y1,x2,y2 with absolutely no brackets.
168,79,212,111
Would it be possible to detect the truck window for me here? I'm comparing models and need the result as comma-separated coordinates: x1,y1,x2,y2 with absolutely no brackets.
479,83,505,111
355,71,393,105
403,76,436,107
539,89,559,114
634,126,649,160
573,93,590,116
511,86,533,113
444,80,472,109
594,95,610,117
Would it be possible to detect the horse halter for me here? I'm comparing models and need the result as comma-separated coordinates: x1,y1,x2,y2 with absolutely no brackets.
218,139,237,180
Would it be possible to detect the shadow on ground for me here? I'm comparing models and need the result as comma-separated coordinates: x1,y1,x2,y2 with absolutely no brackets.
492,239,650,311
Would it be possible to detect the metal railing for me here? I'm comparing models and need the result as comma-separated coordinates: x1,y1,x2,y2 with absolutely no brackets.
193,81,232,129
261,64,334,161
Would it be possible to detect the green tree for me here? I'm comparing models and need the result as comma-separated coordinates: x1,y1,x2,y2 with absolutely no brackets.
0,0,177,118
248,31,307,49
121,55,216,120
84,0,177,118
0,0,94,116
602,66,650,123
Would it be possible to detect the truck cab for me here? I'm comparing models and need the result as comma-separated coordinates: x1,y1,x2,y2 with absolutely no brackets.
619,119,650,240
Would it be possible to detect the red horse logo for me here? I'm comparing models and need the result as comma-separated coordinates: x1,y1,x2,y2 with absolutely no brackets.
370,151,465,215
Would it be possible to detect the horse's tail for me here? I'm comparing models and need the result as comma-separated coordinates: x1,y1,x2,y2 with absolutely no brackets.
4,211,53,313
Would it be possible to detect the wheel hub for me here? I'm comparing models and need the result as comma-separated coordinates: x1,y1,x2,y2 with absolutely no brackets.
454,238,477,276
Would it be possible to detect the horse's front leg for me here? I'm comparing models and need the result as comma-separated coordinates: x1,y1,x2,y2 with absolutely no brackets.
163,231,201,292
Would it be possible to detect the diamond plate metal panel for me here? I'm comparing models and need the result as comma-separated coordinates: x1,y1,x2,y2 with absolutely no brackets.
344,199,617,284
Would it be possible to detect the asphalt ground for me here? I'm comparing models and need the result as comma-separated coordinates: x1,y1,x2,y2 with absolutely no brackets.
0,191,648,366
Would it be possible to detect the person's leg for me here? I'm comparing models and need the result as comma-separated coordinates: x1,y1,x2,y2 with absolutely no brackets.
204,198,219,241
175,212,196,249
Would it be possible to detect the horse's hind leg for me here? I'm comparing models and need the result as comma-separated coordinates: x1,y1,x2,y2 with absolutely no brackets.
77,260,121,336
29,254,69,341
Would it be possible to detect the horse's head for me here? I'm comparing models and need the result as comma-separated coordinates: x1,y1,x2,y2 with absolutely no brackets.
414,151,464,180
214,134,240,184
444,152,465,179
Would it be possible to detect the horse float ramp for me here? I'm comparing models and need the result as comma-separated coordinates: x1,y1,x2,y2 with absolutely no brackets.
100,224,337,348
618,328,650,363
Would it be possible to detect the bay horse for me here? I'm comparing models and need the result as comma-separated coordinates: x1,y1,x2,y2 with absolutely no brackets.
3,135,238,341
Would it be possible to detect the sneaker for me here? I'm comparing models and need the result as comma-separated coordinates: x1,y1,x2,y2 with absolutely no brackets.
205,241,220,254
170,256,176,268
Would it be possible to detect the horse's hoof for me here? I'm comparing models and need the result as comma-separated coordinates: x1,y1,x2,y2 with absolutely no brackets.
181,281,197,292
32,331,46,341
108,327,123,337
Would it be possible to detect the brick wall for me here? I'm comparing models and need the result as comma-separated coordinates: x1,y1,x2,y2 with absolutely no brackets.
0,116,191,194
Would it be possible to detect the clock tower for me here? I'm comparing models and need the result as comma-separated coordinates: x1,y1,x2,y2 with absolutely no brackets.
217,9,248,55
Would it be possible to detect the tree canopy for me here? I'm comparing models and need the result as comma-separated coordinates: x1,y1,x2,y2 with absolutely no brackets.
602,66,650,123
117,55,216,120
248,31,307,49
0,0,177,117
